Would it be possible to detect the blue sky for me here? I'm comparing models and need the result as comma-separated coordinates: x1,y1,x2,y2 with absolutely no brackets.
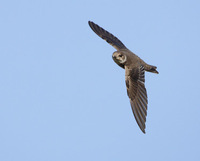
0,0,200,161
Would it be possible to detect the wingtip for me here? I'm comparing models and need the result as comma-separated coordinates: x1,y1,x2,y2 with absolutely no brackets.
88,21,94,26
88,21,96,30
140,126,146,134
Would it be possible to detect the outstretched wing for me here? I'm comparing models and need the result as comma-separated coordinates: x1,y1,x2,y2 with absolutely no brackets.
88,21,127,50
125,65,148,133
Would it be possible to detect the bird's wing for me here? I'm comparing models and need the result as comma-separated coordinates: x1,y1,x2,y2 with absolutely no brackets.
88,21,127,50
125,65,148,133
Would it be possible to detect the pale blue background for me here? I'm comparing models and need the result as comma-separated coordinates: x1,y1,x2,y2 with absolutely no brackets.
0,0,200,161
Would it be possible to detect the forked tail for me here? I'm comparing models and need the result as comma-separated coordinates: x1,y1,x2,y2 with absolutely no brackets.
145,64,159,74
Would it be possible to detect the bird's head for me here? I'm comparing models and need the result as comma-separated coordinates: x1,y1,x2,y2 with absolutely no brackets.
112,51,127,67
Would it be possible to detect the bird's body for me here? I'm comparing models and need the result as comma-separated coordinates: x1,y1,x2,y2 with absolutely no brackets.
88,21,158,133
113,49,158,73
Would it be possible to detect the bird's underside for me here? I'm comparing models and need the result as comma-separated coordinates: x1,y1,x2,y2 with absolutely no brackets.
88,21,158,133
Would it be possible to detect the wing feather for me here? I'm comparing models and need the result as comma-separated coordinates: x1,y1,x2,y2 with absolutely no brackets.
125,66,148,133
88,21,127,50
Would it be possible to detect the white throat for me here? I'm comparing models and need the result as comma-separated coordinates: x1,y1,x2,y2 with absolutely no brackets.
120,56,127,64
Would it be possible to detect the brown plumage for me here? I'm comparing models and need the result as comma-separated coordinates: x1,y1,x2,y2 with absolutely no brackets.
88,21,158,133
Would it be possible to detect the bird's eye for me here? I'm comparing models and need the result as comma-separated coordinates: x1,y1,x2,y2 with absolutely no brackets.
119,54,123,57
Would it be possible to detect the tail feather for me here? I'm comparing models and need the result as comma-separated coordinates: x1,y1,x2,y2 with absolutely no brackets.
145,65,159,74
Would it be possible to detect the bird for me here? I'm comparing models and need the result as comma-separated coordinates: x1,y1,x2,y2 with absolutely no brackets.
88,21,158,133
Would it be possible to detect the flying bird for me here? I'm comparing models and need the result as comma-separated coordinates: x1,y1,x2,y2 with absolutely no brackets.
88,21,158,133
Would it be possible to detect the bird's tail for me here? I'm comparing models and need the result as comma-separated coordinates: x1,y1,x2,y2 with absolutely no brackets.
145,64,159,74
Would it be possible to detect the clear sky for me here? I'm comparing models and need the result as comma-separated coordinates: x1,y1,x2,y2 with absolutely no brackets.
0,0,200,161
